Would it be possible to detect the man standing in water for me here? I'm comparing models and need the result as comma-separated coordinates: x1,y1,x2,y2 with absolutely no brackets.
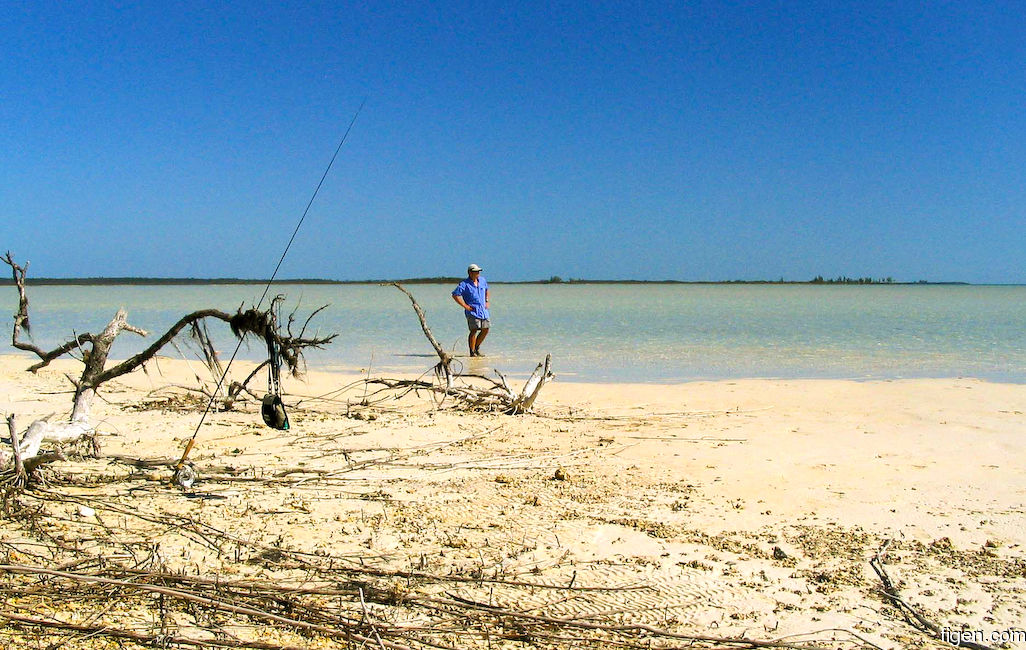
452,263,490,357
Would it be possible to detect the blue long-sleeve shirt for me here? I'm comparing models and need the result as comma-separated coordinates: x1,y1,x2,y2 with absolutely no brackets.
452,276,490,319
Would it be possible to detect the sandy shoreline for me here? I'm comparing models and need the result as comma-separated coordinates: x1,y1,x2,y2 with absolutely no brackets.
2,353,1025,648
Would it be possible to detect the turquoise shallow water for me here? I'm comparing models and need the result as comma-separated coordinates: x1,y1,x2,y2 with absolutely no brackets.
5,283,1026,383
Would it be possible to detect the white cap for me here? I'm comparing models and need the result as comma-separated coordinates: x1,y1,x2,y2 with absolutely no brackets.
467,263,483,272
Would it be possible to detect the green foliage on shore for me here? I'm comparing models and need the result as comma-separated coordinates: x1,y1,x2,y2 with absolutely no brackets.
810,276,895,284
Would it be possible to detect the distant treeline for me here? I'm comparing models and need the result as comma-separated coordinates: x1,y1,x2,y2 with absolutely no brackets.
810,276,894,284
1,276,967,286
535,276,955,285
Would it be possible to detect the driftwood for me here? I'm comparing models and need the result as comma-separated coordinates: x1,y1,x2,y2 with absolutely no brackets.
1,411,882,650
2,252,335,475
0,559,842,650
391,282,454,389
391,283,553,413
5,415,24,487
508,353,552,414
870,540,997,650
0,519,846,650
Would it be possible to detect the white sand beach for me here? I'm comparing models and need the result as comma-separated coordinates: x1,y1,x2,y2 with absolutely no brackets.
2,354,1025,648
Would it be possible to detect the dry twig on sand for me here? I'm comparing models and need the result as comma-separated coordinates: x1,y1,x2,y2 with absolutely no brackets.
870,540,997,650
0,477,882,650
0,560,848,650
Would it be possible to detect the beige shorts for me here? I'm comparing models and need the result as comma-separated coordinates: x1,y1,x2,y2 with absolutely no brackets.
466,316,491,331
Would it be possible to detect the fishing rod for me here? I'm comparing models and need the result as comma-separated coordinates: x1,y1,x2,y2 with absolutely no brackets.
172,101,365,488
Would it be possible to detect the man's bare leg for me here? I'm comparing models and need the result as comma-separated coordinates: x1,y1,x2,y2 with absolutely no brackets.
473,328,489,355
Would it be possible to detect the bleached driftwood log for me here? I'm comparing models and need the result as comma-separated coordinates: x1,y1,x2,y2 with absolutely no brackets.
391,283,552,413
5,415,25,484
507,354,553,414
2,252,335,474
1,281,148,469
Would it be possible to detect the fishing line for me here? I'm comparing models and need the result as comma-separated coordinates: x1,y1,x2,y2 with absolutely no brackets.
173,100,365,484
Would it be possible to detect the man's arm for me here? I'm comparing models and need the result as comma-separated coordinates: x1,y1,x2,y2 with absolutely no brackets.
452,294,471,311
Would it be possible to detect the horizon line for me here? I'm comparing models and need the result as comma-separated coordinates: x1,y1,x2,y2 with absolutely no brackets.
0,276,993,286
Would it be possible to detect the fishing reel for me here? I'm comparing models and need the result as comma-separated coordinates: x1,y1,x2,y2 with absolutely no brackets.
172,463,197,489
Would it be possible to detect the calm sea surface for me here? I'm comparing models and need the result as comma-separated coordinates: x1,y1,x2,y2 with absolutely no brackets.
5,283,1026,383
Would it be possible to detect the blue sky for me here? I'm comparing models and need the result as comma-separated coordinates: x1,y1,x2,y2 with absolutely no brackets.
2,1,1024,282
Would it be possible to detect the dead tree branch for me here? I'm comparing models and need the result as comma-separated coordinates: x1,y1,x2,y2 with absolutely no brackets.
2,253,336,469
508,353,553,414
0,611,319,650
0,564,414,649
389,283,552,413
392,282,453,389
5,414,25,487
870,540,997,650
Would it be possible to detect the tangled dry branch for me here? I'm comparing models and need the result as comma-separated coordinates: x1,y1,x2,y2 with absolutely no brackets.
0,483,853,650
2,252,335,477
870,541,997,650
391,282,553,414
